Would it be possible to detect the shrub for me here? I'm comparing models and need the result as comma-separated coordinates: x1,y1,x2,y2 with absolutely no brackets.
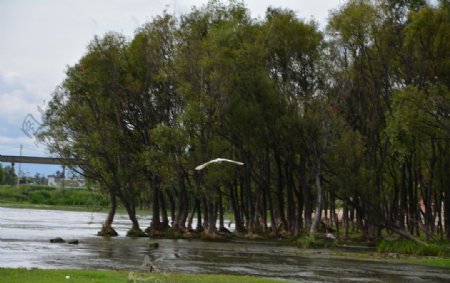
377,240,446,256
0,185,28,202
296,235,339,249
29,184,57,191
29,190,52,204
0,184,109,207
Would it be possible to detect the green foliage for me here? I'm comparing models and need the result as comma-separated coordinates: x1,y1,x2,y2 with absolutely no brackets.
296,235,339,249
328,0,378,50
377,240,449,257
0,185,108,207
29,190,52,204
0,165,15,185
405,5,450,85
386,86,431,156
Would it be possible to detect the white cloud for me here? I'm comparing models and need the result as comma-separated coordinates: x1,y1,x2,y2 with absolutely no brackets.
0,90,40,124
0,134,49,156
1,70,20,84
0,135,35,147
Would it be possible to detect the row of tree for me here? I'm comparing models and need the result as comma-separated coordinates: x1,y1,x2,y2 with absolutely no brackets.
39,0,449,241
0,164,48,185
0,165,49,186
0,165,16,185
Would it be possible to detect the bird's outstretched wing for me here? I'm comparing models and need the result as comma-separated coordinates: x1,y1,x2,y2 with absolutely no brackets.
195,158,244,170
216,158,244,166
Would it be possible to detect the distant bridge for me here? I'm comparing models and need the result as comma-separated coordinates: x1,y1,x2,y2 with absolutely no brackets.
0,154,79,187
0,155,76,165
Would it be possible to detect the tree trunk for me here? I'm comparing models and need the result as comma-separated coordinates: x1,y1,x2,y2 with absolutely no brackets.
160,191,169,229
303,181,312,232
230,181,244,232
239,173,248,231
126,203,140,230
331,193,339,237
264,151,277,235
196,197,203,232
205,194,217,236
285,162,295,235
245,165,255,232
98,189,118,237
343,203,349,240
400,162,407,229
167,189,176,227
120,194,145,237
175,173,188,231
295,186,304,236
310,164,322,237
275,153,288,231
385,222,427,245
445,187,450,240
218,187,227,232
149,176,163,232
187,197,198,231
444,141,450,240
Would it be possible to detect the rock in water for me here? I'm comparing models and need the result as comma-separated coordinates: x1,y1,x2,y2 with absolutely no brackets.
126,227,147,237
50,237,65,243
148,242,159,248
68,240,79,245
97,224,119,237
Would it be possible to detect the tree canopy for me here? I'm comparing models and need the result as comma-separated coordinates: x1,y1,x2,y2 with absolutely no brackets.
39,0,450,241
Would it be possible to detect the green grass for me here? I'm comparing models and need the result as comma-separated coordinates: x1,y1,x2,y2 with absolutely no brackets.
377,239,450,257
0,184,108,207
0,268,284,283
408,257,450,269
295,235,339,249
325,250,450,269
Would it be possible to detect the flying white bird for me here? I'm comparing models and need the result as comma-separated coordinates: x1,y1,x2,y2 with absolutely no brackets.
195,158,244,171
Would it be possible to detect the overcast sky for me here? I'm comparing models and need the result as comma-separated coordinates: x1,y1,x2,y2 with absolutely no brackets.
0,0,341,176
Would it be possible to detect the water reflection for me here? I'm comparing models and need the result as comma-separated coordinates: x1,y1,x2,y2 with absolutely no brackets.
0,206,449,282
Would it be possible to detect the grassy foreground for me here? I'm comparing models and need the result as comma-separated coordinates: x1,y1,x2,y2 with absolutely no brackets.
0,268,284,283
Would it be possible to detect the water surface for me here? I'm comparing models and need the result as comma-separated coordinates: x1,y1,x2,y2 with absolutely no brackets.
0,206,449,282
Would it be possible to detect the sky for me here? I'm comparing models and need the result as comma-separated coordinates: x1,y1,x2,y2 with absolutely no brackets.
0,0,342,177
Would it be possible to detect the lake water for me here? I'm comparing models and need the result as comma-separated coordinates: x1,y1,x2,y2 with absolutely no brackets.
0,206,449,282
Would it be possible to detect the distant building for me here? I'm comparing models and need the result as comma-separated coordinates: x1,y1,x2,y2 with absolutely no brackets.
47,175,85,188
48,175,58,187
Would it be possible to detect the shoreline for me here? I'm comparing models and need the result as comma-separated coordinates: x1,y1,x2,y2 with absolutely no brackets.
0,202,151,216
1,203,449,270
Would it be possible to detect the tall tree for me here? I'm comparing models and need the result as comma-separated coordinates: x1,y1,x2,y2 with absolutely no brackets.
39,32,146,236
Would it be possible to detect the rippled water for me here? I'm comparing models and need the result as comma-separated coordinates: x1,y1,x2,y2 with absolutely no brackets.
0,206,449,282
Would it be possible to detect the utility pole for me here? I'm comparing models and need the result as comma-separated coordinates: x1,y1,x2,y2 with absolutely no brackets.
17,144,22,186
11,162,15,186
62,165,65,189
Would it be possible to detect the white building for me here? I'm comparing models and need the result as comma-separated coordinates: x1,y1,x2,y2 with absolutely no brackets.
47,175,85,188
48,175,58,187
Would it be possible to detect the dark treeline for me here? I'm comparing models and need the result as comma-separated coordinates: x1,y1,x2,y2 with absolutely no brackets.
39,0,450,241
0,165,16,185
